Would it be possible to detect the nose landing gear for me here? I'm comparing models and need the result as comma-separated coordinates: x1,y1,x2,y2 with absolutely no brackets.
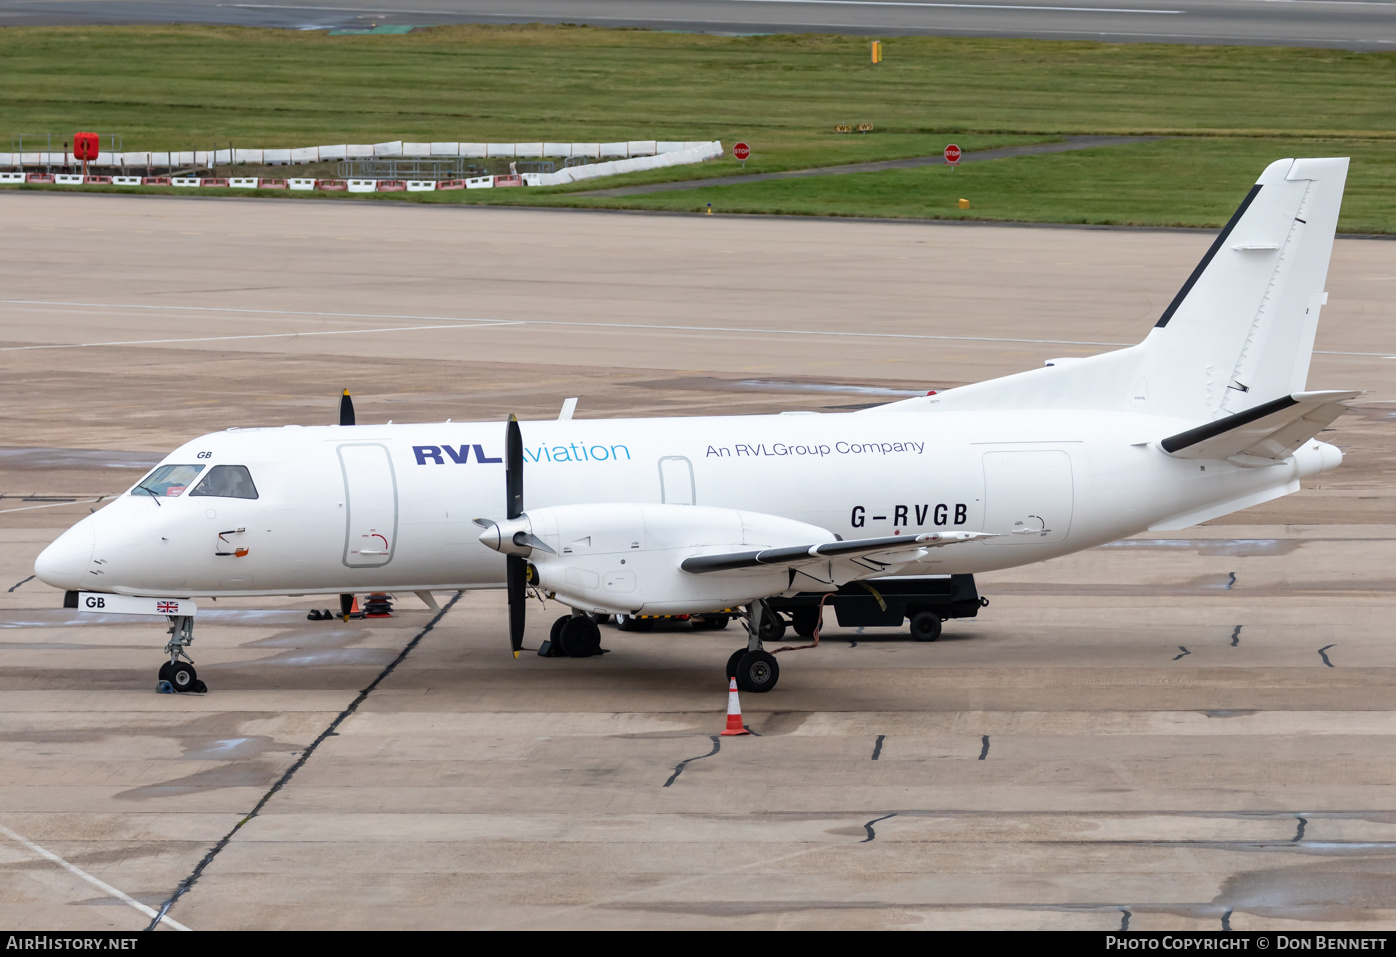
157,615,206,694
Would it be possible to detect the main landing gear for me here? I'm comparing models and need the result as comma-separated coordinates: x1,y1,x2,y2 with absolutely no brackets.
726,600,780,694
157,615,206,694
541,611,604,658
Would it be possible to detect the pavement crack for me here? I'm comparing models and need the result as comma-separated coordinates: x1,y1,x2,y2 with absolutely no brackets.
1231,625,1242,647
1119,908,1131,931
978,734,990,760
144,590,463,930
1294,815,1308,842
871,734,884,760
7,574,34,592
662,735,720,787
1172,646,1191,661
860,812,897,843
1318,644,1336,667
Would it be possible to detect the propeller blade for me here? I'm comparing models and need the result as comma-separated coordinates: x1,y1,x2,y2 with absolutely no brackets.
507,554,526,658
506,414,523,520
339,389,355,427
340,593,354,620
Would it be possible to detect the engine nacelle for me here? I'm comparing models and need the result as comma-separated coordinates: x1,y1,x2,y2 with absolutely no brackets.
480,503,835,615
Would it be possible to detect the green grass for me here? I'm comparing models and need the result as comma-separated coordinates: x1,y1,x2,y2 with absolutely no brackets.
3,25,1395,228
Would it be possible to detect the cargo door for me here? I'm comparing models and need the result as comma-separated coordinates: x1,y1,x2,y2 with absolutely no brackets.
339,443,398,567
981,450,1073,544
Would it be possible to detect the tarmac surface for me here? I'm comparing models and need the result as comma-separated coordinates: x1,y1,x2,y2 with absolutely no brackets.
2,0,1395,49
1,192,1396,929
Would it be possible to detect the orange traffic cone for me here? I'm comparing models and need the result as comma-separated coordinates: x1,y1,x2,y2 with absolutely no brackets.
721,677,750,736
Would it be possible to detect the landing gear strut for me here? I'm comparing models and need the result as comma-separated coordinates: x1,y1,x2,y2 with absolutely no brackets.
728,601,780,693
158,615,205,694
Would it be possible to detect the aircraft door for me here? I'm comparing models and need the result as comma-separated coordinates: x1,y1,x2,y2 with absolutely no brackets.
981,450,1073,544
338,443,398,568
658,455,695,505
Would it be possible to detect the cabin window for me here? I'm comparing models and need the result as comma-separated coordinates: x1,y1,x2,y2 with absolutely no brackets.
190,465,260,500
132,464,205,498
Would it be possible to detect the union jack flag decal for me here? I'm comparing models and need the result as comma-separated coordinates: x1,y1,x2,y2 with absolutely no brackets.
157,601,179,614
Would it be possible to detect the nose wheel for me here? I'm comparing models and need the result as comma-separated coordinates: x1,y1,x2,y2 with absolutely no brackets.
158,615,206,694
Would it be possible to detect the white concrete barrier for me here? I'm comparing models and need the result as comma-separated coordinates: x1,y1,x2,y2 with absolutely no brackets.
171,177,201,187
322,145,349,161
657,141,685,153
55,173,84,185
347,179,377,193
571,143,600,159
461,143,487,158
515,143,542,158
174,151,195,166
112,176,142,186
628,140,657,156
0,153,12,166
406,180,436,191
466,175,493,189
289,178,316,190
373,141,403,157
230,178,259,188
600,142,627,157
0,172,26,183
346,144,373,159
402,142,431,157
430,142,459,156
264,149,291,164
486,143,513,158
232,149,261,164
291,147,319,163
544,142,570,157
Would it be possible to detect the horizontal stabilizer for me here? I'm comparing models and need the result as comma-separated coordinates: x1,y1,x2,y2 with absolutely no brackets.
1160,390,1359,461
680,530,994,575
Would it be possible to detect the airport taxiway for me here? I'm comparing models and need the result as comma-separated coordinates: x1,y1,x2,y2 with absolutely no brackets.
1,192,1395,929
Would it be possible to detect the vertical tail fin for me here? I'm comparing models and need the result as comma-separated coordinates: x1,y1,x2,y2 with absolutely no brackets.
884,158,1351,419
1138,157,1349,419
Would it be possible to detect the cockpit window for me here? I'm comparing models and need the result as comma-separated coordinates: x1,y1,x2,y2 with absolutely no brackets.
190,465,259,500
133,464,204,498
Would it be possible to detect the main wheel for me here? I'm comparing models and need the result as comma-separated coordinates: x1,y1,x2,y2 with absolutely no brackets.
167,661,198,693
735,650,779,693
545,615,570,656
725,648,746,679
790,607,820,638
909,611,943,642
759,612,786,643
559,616,602,658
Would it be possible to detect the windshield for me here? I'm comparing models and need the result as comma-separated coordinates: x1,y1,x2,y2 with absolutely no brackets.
190,465,259,500
133,463,204,498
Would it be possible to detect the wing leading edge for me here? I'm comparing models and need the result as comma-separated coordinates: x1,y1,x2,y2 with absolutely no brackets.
680,531,995,575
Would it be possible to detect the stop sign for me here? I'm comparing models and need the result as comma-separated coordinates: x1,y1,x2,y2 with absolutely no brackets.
944,143,962,165
733,142,751,161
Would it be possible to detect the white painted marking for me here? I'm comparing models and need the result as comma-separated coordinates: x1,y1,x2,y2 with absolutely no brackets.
734,0,1183,13
0,321,522,353
0,299,1129,348
0,822,191,931
0,496,111,514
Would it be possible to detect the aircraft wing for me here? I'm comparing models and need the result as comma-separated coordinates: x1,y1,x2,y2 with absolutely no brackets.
1160,390,1360,462
679,531,994,575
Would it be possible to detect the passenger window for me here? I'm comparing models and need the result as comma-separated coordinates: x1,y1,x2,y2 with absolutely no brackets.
191,465,259,500
133,464,204,498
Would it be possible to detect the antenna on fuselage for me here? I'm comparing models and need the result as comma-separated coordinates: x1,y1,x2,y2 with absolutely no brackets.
339,389,355,427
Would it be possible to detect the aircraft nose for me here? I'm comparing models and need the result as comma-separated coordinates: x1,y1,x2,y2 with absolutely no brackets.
34,520,95,591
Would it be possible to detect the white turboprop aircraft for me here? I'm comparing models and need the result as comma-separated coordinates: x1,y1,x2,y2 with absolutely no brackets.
35,157,1356,695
